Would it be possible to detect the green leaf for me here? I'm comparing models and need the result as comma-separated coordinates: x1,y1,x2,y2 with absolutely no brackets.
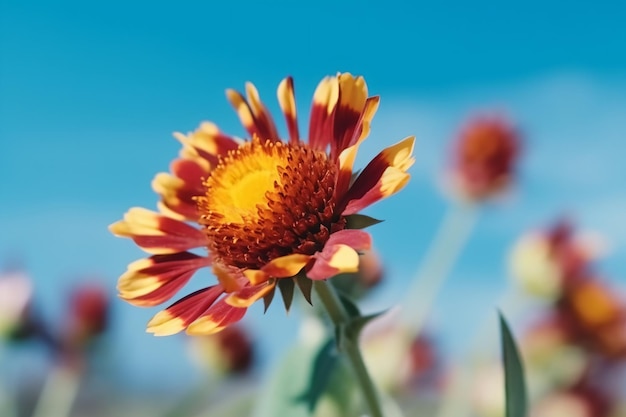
345,214,383,230
499,312,528,417
295,338,339,412
295,272,313,305
278,279,295,312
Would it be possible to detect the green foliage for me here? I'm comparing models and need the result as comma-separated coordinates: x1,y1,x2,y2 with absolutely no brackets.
295,338,339,412
499,312,528,417
251,338,357,417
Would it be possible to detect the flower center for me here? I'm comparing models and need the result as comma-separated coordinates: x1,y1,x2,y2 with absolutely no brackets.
197,138,345,270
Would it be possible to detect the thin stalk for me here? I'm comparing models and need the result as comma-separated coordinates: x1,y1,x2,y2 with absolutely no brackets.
313,280,384,417
31,365,81,417
403,203,478,334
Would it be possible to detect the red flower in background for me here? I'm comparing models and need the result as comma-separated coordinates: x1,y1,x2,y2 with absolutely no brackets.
448,115,520,201
65,283,109,346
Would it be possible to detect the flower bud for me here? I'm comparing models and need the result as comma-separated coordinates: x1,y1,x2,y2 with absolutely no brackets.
188,325,254,376
65,283,109,347
447,115,520,201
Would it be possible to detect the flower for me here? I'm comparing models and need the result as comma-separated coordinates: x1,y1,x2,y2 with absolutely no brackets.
509,220,599,299
64,283,109,346
110,73,415,336
447,115,520,201
558,276,626,359
188,325,254,375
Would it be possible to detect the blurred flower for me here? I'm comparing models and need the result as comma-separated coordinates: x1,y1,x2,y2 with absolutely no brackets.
64,283,109,347
0,270,34,340
532,389,610,417
522,315,589,396
447,115,520,201
110,73,414,336
558,277,626,359
510,220,598,299
188,325,253,376
361,310,440,393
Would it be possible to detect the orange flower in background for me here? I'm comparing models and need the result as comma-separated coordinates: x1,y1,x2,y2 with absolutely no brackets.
559,276,626,359
110,73,415,336
448,115,520,201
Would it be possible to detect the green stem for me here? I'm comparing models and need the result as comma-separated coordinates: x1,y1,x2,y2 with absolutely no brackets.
313,280,384,417
31,365,81,417
403,203,478,334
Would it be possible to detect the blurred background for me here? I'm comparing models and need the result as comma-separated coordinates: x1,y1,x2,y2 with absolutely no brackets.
1,1,625,416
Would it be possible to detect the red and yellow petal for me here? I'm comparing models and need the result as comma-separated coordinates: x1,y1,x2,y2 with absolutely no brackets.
173,122,240,166
308,75,339,151
186,299,247,335
307,244,361,280
118,252,211,306
213,263,248,293
225,279,277,308
329,74,373,158
146,285,224,336
341,136,416,215
226,83,280,141
243,253,311,285
277,76,300,143
109,208,207,254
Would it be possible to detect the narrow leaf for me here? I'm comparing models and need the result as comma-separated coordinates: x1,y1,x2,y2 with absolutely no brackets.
278,278,295,312
345,214,383,230
499,312,528,417
295,338,338,412
263,287,276,313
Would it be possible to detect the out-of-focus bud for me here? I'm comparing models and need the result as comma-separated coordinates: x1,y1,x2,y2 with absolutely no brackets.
558,277,626,359
188,325,253,376
65,283,109,347
532,389,610,417
522,315,588,396
361,310,439,393
0,271,34,340
510,220,598,299
331,248,384,299
446,115,520,202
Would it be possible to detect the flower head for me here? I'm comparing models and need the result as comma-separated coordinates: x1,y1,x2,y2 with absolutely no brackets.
447,115,520,201
64,283,109,346
110,74,414,336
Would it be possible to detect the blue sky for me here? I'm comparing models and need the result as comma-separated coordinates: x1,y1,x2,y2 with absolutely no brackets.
1,0,626,393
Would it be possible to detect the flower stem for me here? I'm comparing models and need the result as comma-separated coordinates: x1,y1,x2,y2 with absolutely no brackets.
31,365,81,417
313,280,384,417
403,203,478,334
